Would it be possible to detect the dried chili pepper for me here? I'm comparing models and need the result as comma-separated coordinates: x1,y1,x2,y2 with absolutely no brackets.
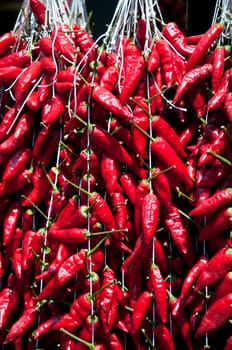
151,136,193,192
195,293,232,338
189,187,232,217
195,246,232,292
185,22,224,71
149,262,167,323
141,192,159,245
131,290,152,333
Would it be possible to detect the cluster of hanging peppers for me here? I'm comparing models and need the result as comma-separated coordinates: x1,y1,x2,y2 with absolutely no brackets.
0,0,232,349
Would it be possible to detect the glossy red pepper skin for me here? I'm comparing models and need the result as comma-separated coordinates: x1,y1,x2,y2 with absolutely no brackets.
224,336,232,350
15,61,42,107
154,322,175,350
51,27,76,63
179,256,208,303
147,42,160,72
134,179,150,237
142,192,159,245
173,63,212,104
195,293,232,338
189,188,232,218
0,110,36,154
208,68,232,111
89,125,133,167
72,24,95,55
3,200,21,247
107,332,124,350
110,191,127,239
4,298,38,344
0,32,15,58
0,168,31,197
131,290,152,333
89,82,132,122
195,246,232,292
149,263,167,323
30,0,46,24
0,66,23,84
209,271,232,305
151,167,172,211
224,91,232,122
162,21,195,58
151,136,193,193
163,204,196,266
156,39,175,88
185,22,224,71
211,46,225,93
2,147,31,181
151,115,187,158
0,49,31,68
42,94,65,124
0,287,12,329
119,43,145,103
0,106,17,143
100,152,119,195
96,266,117,334
120,172,137,205
55,248,86,288
199,207,232,241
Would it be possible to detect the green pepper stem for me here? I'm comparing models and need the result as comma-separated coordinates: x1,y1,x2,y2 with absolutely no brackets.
60,328,94,349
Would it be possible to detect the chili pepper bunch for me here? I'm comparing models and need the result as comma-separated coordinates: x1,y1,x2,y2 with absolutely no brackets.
0,0,232,348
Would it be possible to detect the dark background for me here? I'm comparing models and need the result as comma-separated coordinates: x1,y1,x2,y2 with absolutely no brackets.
0,0,216,37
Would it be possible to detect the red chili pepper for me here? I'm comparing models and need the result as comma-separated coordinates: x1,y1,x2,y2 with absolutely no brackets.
162,21,195,57
195,293,232,338
100,65,119,92
109,191,127,239
3,200,21,247
211,45,225,93
173,63,212,104
149,262,167,323
163,204,196,266
0,106,17,143
149,67,165,115
198,207,232,241
33,315,63,340
168,292,195,350
96,266,117,334
195,246,232,292
131,96,149,158
151,136,193,193
119,172,137,205
72,24,95,55
0,32,15,58
42,94,65,124
154,322,175,350
136,18,147,49
156,39,175,88
141,192,159,245
119,44,145,103
185,22,224,71
224,91,232,122
131,290,152,333
134,179,150,237
209,271,232,305
77,315,99,350
69,292,93,327
151,115,187,158
3,298,38,344
48,227,89,245
15,60,42,107
89,82,132,122
89,125,133,166
0,168,31,198
0,49,31,68
30,0,46,25
189,187,232,217
151,167,172,211
2,147,31,181
208,68,232,111
21,229,42,271
0,287,12,329
100,152,119,195
147,42,160,72
39,56,57,73
107,332,124,350
186,83,208,118
0,66,23,84
51,27,76,63
55,248,86,288
0,110,36,153
189,294,205,332
179,256,208,303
